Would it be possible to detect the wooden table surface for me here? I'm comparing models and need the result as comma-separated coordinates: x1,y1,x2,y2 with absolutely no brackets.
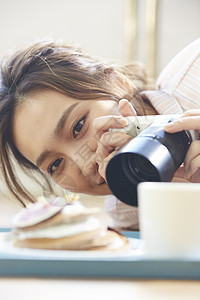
0,278,200,300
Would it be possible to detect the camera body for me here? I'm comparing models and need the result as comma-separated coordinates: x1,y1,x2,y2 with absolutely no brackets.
106,115,199,206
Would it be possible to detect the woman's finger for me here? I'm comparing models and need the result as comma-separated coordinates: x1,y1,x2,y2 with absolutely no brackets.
118,99,137,117
185,155,200,181
188,167,200,183
181,109,200,117
93,115,128,134
96,131,132,159
95,131,132,179
96,152,116,179
164,116,200,133
172,165,189,182
183,140,200,176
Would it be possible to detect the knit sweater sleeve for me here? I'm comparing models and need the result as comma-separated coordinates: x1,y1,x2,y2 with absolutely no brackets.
105,195,139,230
144,38,200,115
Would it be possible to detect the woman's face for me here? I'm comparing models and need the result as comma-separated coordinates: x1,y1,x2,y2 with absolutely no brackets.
13,90,121,195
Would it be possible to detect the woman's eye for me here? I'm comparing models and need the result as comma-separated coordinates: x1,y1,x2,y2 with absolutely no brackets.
73,116,86,138
48,158,63,175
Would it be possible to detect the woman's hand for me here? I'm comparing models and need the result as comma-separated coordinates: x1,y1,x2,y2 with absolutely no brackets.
94,99,137,179
164,109,200,182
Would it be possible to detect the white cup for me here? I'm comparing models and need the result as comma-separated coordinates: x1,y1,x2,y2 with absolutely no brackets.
138,182,200,259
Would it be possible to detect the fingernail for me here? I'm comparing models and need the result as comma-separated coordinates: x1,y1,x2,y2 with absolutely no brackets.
118,118,129,127
164,122,175,128
119,99,129,103
164,122,176,131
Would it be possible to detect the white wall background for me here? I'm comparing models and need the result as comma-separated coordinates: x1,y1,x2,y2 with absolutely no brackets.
156,0,200,75
132,0,200,76
1,0,200,75
0,0,200,225
0,0,125,61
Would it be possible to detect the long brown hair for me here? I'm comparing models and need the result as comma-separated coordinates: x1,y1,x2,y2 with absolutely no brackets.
0,40,154,206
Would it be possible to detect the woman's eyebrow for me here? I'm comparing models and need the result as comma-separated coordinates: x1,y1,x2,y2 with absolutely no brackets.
54,102,79,137
36,150,50,168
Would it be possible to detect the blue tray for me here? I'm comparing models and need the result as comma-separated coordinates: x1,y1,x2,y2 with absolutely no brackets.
0,228,199,279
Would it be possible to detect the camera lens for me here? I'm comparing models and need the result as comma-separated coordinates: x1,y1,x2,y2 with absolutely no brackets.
106,134,175,206
122,154,159,184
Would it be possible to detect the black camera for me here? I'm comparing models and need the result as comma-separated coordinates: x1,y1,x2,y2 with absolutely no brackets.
106,115,199,206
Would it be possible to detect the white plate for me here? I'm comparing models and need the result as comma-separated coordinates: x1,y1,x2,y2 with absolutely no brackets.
0,232,145,260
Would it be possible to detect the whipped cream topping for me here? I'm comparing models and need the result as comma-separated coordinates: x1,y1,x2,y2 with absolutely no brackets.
62,203,100,216
16,217,103,240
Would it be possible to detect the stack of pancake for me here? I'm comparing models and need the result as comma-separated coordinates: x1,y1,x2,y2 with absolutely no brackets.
12,200,129,251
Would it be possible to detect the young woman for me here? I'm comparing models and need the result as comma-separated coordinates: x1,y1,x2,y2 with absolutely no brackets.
0,38,200,230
